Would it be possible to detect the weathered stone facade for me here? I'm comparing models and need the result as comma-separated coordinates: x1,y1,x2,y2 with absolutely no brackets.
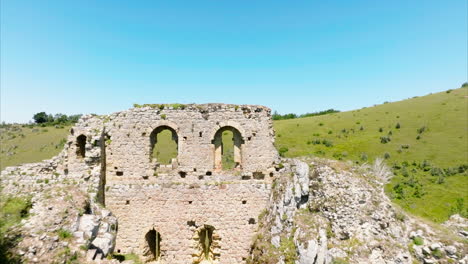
64,104,279,263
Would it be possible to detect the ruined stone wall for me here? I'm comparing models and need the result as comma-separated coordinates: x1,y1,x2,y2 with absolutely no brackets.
60,104,279,263
100,104,277,179
107,182,271,263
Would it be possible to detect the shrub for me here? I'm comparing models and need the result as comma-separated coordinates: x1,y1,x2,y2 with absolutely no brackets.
58,229,72,240
462,82,468,87
401,144,410,149
380,136,391,144
378,127,383,132
416,135,421,140
322,139,333,147
384,152,391,159
430,167,444,176
436,176,445,184
417,126,426,134
359,126,364,131
449,198,467,218
432,248,444,259
328,130,333,134
160,114,167,120
318,122,324,126
446,89,453,93
360,153,368,162
412,236,424,245
279,236,298,263
401,167,409,177
312,139,321,145
395,123,400,129
395,211,406,221
279,147,289,157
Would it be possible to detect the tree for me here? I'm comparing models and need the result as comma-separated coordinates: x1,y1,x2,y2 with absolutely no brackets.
54,113,68,124
33,112,48,124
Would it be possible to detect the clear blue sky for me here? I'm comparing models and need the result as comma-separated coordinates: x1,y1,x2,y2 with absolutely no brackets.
1,0,467,123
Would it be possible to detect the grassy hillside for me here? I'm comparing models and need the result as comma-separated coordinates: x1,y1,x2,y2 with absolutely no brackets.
0,125,71,171
274,87,468,222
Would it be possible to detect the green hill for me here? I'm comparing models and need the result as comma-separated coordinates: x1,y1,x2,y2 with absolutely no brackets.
275,87,468,222
0,125,71,171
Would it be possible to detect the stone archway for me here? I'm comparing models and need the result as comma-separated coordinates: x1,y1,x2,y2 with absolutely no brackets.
211,126,244,171
149,126,178,164
193,225,220,264
144,228,162,261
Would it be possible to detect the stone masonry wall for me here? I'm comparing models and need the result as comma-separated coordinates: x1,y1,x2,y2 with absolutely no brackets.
60,104,280,263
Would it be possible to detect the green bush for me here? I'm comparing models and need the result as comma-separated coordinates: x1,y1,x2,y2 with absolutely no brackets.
279,147,289,157
58,229,72,240
395,123,401,129
360,153,368,162
432,248,444,259
322,139,333,147
384,152,391,159
380,136,391,144
417,126,426,134
412,236,424,245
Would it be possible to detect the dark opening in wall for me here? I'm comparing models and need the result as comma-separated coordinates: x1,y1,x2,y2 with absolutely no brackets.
193,168,197,172
205,171,212,176
126,200,130,205
253,171,265,180
178,171,186,178
116,171,123,176
241,175,251,180
270,172,274,177
198,175,204,180
199,131,203,137
188,201,193,204
84,200,92,214
70,128,74,135
248,218,256,224
242,200,247,204
145,229,161,261
76,135,87,158
198,225,215,262
187,220,196,227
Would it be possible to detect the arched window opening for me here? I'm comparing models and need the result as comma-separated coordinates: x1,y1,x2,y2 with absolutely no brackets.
212,127,244,170
76,135,86,158
197,225,215,263
150,126,178,165
145,228,161,260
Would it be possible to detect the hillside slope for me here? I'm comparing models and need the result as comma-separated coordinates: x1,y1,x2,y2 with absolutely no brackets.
0,125,71,171
274,87,468,222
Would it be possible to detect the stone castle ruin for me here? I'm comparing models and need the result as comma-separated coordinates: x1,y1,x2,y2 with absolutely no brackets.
66,104,279,263
3,103,467,264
